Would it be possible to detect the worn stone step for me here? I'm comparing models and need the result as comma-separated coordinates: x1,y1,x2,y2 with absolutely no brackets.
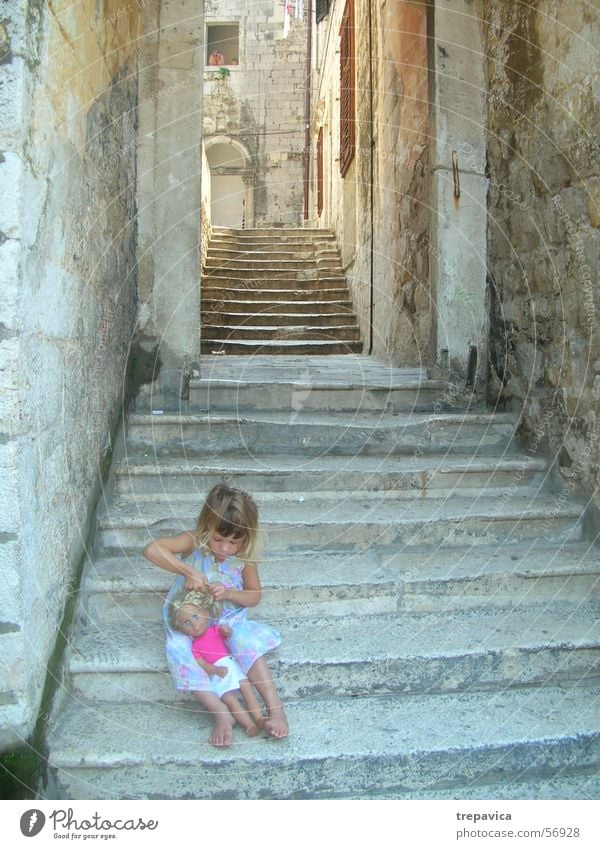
206,246,340,260
114,454,546,497
195,353,428,381
126,410,518,456
202,276,348,291
202,287,351,302
204,257,342,270
201,325,361,343
82,542,600,625
83,549,396,623
210,227,335,240
200,339,364,355
199,299,354,315
188,378,450,412
67,602,599,704
349,773,600,800
96,491,584,553
45,685,600,799
202,265,343,279
201,311,356,327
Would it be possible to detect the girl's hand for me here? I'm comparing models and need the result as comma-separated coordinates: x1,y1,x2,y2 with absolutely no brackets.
209,665,227,678
185,571,207,591
210,582,230,602
218,624,232,639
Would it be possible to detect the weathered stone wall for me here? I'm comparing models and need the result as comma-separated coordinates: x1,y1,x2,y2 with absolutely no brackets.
484,1,600,515
429,0,488,386
372,0,430,365
201,144,212,267
136,0,203,373
311,0,431,364
0,0,139,750
202,2,306,226
311,0,367,350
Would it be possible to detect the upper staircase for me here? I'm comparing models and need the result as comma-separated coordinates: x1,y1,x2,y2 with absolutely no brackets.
44,355,600,799
201,228,362,355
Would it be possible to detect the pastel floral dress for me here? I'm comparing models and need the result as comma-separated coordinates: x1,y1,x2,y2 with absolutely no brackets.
163,549,281,692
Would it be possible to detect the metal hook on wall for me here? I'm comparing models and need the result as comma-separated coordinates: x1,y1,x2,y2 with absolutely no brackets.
452,150,461,201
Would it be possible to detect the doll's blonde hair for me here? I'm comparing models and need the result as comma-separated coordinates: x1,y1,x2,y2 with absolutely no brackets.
169,588,221,630
193,484,260,562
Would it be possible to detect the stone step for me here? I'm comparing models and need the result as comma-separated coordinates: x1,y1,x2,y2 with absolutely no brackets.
210,227,335,240
206,246,340,259
201,311,357,327
204,257,342,270
196,353,428,380
96,491,585,553
202,276,348,291
68,602,600,703
202,265,343,278
45,685,600,799
114,454,547,497
200,325,361,343
348,773,600,800
188,377,450,412
200,339,364,355
82,542,600,624
201,287,351,302
200,299,354,315
126,410,518,456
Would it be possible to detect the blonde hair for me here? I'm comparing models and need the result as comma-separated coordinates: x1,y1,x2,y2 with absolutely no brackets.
193,484,260,562
169,588,221,630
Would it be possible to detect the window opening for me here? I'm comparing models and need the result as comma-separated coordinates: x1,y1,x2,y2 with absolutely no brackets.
207,23,239,66
316,0,331,24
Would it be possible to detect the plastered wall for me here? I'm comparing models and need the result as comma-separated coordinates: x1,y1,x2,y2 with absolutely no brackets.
0,0,139,750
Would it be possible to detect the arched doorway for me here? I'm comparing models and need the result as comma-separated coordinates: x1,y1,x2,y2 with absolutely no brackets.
204,136,254,228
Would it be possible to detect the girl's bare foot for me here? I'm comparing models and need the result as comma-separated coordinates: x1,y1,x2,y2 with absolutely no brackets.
209,717,234,747
264,704,289,739
245,723,260,737
255,715,268,731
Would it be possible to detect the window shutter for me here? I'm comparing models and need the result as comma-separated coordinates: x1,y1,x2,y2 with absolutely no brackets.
317,127,324,216
339,0,355,177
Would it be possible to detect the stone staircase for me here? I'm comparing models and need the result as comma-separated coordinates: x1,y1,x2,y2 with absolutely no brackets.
44,355,600,799
201,228,362,355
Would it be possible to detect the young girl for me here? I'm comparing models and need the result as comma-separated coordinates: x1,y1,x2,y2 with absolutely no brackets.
143,484,289,747
170,589,266,737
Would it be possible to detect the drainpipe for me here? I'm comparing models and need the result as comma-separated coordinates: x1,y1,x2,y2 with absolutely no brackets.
303,8,313,220
367,0,375,353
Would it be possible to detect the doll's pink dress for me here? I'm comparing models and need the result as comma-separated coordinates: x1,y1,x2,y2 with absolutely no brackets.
163,549,280,692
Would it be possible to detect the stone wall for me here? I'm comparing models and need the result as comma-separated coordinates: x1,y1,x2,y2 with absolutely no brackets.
311,0,432,364
484,1,600,516
136,0,203,373
0,0,139,751
202,1,306,227
372,0,430,366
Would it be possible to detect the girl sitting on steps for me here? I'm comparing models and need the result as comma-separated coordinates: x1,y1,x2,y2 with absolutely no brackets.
143,484,289,747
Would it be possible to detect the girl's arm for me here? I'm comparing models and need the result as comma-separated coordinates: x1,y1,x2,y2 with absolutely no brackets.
210,563,261,608
143,532,207,590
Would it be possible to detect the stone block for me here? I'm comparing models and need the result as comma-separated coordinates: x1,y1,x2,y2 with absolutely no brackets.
0,441,19,533
585,177,600,228
0,239,20,326
0,151,23,239
0,58,25,148
0,631,23,691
